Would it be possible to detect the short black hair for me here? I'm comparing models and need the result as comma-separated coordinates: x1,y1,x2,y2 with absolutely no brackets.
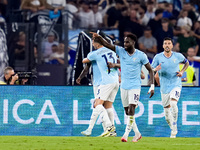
163,37,173,43
140,5,147,12
126,33,137,42
155,8,164,16
115,0,124,5
92,37,102,45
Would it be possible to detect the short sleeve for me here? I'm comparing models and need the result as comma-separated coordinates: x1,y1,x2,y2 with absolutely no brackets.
177,53,187,63
87,51,96,61
115,45,124,57
151,54,159,68
141,52,149,65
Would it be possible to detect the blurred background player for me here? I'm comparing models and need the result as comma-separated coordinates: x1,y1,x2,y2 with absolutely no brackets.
151,37,189,138
81,37,119,137
91,32,154,142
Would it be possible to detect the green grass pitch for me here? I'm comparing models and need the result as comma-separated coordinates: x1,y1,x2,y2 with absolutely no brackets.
0,136,199,150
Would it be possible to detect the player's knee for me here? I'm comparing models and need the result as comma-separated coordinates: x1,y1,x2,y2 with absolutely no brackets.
164,105,170,108
128,104,136,115
124,107,129,115
170,100,178,112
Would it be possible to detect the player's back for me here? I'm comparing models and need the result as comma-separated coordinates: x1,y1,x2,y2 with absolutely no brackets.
92,61,101,86
88,47,118,85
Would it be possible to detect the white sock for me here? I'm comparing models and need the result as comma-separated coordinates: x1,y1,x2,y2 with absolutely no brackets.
132,115,140,136
124,115,133,137
100,112,106,131
164,108,173,129
88,108,99,131
106,108,114,125
170,101,178,130
96,105,112,128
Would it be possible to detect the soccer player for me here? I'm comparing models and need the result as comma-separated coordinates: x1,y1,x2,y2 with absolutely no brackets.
151,37,189,138
81,37,119,137
76,61,119,136
91,32,154,142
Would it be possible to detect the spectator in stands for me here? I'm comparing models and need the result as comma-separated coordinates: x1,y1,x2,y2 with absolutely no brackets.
14,31,26,60
49,43,64,65
138,26,157,59
177,10,193,28
187,47,200,64
77,1,95,28
147,8,163,35
137,5,149,26
103,0,124,28
20,0,48,13
162,3,179,19
174,26,198,55
191,21,200,56
154,18,173,53
183,2,197,23
129,0,140,11
118,9,143,46
47,0,66,14
145,0,155,19
65,0,78,29
42,32,58,62
92,2,103,28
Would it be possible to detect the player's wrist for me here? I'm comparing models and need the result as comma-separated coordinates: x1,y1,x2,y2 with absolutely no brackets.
150,84,155,90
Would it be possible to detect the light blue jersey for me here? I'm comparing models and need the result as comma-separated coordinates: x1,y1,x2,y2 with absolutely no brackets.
87,47,118,85
151,52,187,94
91,61,101,86
115,46,149,89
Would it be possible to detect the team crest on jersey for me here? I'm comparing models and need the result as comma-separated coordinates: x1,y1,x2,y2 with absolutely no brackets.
133,58,137,61
173,59,176,63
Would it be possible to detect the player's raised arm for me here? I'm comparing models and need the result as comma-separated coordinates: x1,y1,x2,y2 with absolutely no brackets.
76,63,91,85
90,32,116,52
145,62,155,98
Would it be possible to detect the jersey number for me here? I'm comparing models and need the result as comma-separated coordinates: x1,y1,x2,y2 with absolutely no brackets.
134,94,139,101
102,52,115,64
102,52,115,74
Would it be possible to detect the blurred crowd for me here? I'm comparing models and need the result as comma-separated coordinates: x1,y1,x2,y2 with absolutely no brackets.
2,0,200,59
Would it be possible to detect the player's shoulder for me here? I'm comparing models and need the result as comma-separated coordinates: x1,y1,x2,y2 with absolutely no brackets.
173,51,183,57
115,45,125,50
154,52,164,58
136,49,145,55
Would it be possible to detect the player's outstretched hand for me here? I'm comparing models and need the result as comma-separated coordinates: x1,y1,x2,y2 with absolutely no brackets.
147,84,154,98
176,71,183,77
76,78,81,85
90,32,99,38
155,64,161,71
107,62,115,68
148,90,154,98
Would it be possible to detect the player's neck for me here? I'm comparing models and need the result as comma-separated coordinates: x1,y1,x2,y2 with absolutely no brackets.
127,48,135,55
164,51,172,57
97,45,104,49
